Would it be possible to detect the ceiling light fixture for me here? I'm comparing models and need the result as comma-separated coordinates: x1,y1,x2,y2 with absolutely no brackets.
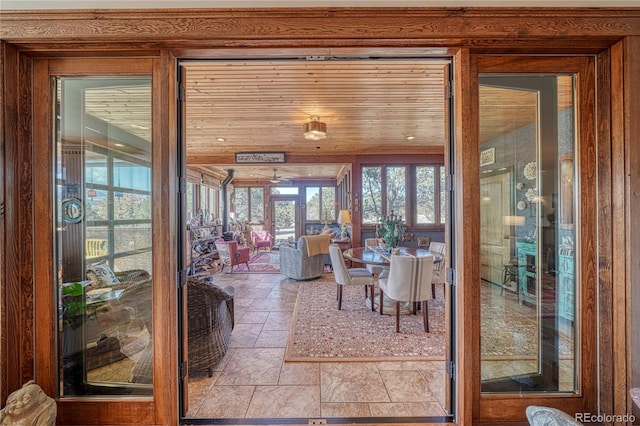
216,137,226,142
406,135,416,140
303,116,327,141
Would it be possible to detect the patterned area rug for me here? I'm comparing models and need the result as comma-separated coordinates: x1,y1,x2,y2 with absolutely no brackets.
480,281,574,359
285,282,446,362
232,251,280,274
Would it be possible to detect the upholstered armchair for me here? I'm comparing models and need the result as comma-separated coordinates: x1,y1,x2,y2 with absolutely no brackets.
251,230,273,252
187,277,234,377
379,254,434,333
215,240,250,273
279,235,330,280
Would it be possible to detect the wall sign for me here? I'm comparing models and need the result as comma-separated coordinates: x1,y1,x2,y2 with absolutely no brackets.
235,152,286,163
480,147,495,167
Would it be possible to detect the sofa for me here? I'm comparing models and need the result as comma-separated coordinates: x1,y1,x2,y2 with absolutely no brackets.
279,235,330,280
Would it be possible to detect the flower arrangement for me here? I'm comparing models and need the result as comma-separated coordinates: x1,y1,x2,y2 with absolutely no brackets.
376,211,405,251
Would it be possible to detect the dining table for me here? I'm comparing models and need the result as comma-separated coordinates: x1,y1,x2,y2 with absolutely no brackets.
343,245,443,314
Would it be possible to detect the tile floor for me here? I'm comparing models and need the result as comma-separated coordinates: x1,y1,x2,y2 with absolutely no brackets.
186,271,448,420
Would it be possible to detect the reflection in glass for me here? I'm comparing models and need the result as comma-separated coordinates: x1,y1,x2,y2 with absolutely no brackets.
479,75,577,393
55,77,153,396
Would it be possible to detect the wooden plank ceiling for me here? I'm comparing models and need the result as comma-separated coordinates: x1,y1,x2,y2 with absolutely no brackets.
182,59,449,183
82,59,573,184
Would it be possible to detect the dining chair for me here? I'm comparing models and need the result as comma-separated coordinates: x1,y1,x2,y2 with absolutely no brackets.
378,254,434,332
429,241,447,299
328,244,374,311
364,238,385,277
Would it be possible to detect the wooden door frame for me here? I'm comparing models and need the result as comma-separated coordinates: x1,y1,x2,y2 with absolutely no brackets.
28,55,179,425
1,8,639,426
470,55,598,422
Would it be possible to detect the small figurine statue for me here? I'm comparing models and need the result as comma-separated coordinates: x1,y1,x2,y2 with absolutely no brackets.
0,381,56,425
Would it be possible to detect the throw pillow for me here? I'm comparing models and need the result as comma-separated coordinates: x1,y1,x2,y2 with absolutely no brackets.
86,260,119,287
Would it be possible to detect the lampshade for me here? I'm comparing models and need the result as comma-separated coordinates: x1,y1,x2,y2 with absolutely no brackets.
337,209,351,225
303,117,327,141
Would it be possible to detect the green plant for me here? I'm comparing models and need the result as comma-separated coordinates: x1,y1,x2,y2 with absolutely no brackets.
61,282,86,330
376,212,405,251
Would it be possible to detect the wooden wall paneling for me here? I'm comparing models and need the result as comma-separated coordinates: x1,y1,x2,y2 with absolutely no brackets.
607,39,628,420
576,56,598,414
1,44,36,402
456,47,475,426
0,40,11,406
595,46,614,418
32,58,56,399
153,50,179,426
624,35,640,420
1,8,639,50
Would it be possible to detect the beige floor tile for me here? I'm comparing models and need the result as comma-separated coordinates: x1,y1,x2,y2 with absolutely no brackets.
254,329,288,348
376,360,436,371
245,385,320,418
237,310,269,324
379,369,435,402
321,402,371,417
369,401,446,417
279,362,320,385
250,297,290,311
320,362,390,403
263,311,293,330
186,372,218,417
229,323,262,348
215,348,285,386
195,385,255,418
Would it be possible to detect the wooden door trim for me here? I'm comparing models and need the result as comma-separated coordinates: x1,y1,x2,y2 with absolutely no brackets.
30,56,177,425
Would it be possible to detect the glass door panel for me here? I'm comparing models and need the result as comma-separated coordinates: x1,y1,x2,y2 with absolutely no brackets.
272,199,298,245
479,75,577,393
54,77,153,396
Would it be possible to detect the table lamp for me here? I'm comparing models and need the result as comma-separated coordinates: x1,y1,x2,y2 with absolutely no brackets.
337,210,351,240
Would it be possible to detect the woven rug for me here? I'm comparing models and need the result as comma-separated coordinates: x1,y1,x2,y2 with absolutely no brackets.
285,282,446,362
232,251,280,274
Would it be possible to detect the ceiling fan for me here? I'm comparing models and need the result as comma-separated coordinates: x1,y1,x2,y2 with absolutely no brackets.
269,168,291,184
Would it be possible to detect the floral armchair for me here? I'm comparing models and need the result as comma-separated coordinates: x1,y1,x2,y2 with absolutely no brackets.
251,230,273,252
214,239,250,273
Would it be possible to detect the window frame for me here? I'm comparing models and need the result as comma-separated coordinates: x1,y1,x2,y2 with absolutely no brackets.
360,163,446,229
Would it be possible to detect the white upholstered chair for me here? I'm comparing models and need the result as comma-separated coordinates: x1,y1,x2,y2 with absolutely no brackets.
378,254,434,332
429,241,446,299
329,244,374,311
364,238,385,277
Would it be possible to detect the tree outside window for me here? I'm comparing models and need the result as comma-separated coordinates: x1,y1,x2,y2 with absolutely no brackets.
233,186,265,223
362,164,445,227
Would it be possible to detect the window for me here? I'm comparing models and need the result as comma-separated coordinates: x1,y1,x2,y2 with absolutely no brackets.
362,164,445,227
306,186,336,222
233,186,265,222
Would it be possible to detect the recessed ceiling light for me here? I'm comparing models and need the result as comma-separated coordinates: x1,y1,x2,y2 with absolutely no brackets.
216,137,226,142
406,135,416,140
113,143,124,147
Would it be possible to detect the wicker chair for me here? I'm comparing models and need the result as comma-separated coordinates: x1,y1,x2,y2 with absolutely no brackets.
187,277,234,377
117,278,154,384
